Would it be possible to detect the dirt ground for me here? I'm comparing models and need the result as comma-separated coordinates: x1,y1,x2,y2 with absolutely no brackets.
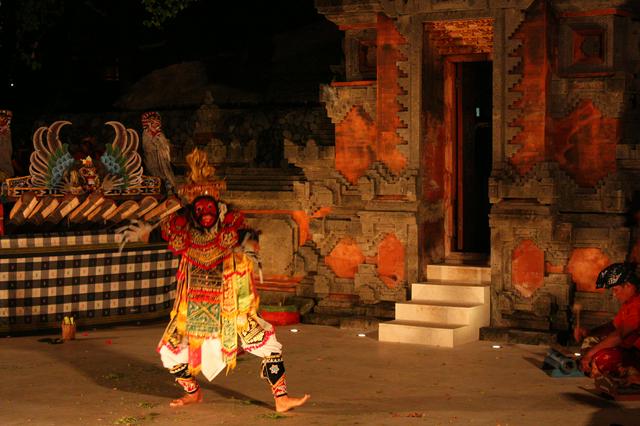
0,322,639,426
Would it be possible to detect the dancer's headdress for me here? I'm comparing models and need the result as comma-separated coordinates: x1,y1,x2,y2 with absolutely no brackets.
178,148,226,203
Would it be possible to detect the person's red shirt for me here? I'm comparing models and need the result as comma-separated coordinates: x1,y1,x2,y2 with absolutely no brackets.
613,293,640,349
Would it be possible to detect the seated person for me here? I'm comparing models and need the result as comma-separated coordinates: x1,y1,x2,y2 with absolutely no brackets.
574,262,640,384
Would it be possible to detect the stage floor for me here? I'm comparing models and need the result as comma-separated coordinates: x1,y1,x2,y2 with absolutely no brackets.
0,322,638,425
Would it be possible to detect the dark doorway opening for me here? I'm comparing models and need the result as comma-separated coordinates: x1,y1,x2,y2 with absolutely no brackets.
453,60,492,254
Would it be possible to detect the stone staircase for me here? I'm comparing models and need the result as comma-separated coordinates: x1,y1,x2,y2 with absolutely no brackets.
378,264,491,348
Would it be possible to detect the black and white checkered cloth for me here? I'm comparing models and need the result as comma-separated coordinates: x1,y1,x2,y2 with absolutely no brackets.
0,231,179,333
0,231,120,250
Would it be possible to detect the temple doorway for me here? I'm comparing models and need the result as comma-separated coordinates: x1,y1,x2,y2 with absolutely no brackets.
446,58,492,256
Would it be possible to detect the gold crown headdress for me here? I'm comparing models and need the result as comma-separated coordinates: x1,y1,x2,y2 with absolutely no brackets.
178,148,226,203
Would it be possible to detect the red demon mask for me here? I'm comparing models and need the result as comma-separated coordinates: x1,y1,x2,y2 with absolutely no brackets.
194,197,218,228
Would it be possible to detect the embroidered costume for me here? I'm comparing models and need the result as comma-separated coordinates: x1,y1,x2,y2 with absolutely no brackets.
156,148,299,406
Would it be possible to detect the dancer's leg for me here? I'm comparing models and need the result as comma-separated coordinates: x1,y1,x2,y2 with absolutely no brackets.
258,352,310,412
160,343,202,407
242,317,310,412
168,363,202,407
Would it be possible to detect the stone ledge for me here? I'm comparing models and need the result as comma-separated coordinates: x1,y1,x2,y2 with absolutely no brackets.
339,316,380,332
301,313,389,331
480,327,557,345
301,313,343,326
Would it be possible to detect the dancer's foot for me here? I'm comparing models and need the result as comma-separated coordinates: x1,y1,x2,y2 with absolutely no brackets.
170,389,203,407
275,394,310,413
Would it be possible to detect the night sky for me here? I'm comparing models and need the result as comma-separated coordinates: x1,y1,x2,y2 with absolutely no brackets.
0,0,341,115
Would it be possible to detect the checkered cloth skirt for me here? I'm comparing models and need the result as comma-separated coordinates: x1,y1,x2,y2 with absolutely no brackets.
0,231,179,333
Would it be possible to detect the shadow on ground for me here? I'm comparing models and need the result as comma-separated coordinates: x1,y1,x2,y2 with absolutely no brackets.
36,333,272,409
584,407,640,426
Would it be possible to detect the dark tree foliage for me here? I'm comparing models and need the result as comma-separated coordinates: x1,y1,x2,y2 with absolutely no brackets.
0,0,329,115
140,0,199,29
1,0,197,71
9,0,65,71
0,0,206,113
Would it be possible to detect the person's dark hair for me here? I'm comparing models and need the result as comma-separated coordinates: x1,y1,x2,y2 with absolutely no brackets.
596,262,640,289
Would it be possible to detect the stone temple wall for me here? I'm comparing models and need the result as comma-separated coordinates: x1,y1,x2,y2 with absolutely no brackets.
33,102,334,171
315,0,640,334
12,0,639,332
26,84,417,323
488,0,640,333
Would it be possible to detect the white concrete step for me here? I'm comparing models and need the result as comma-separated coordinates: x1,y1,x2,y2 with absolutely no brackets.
378,263,491,348
378,320,478,348
426,264,490,284
395,301,490,326
411,281,489,304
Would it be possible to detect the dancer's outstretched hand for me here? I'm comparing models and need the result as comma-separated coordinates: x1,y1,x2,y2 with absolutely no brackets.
116,220,156,253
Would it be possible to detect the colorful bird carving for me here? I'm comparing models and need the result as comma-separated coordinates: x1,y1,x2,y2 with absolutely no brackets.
29,120,143,193
141,111,177,192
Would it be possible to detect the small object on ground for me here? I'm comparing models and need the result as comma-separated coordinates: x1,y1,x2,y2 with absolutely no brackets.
61,316,76,341
392,412,425,417
260,412,287,420
542,348,584,378
38,337,64,344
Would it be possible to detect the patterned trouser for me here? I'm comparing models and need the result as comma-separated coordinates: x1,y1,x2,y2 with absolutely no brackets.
169,363,200,394
160,316,288,397
582,337,640,378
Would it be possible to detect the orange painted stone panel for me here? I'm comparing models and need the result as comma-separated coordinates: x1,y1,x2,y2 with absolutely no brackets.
335,106,376,185
423,113,445,202
325,238,365,279
545,262,565,274
376,233,405,288
567,248,610,293
508,0,551,175
376,13,408,175
551,100,619,187
511,240,545,298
